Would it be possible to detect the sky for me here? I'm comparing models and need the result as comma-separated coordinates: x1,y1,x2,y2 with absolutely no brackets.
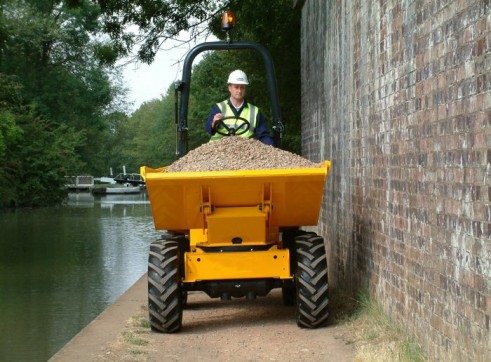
121,41,186,111
121,33,217,112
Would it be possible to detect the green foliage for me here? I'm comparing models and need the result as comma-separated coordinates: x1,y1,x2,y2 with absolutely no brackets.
93,110,131,175
119,91,177,169
97,0,229,63
0,0,129,207
11,117,85,207
0,1,116,129
0,77,23,158
0,110,22,158
0,74,85,207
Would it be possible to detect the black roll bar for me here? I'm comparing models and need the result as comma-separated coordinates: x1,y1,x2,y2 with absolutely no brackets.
176,41,283,157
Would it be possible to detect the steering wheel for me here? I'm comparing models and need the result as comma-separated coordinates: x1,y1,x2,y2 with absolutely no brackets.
214,115,250,136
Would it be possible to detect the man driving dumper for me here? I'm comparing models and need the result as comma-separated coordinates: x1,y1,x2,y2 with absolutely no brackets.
205,69,274,145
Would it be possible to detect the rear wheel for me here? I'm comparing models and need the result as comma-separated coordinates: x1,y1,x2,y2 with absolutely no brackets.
148,240,183,333
281,229,316,306
295,233,329,328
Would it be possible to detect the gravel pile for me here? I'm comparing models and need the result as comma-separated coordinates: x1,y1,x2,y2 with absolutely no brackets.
165,136,320,172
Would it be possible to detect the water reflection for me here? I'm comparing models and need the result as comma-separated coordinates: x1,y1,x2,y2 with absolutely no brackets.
0,192,160,361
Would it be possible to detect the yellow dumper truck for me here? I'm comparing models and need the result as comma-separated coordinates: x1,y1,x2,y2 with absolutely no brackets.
141,13,331,333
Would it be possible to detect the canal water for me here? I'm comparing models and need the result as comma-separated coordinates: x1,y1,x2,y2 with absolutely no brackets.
0,192,161,361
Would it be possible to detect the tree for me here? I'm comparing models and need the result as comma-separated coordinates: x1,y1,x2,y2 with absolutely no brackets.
0,74,85,207
0,1,125,206
1,1,114,120
0,1,128,172
118,89,177,169
97,0,229,63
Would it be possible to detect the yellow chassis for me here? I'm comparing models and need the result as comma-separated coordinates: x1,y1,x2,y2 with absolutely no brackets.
183,241,291,282
142,161,331,286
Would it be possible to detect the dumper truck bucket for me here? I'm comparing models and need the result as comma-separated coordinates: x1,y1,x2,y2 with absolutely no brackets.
141,161,331,231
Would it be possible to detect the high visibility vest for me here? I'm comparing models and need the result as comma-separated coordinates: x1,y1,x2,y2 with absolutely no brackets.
210,100,258,141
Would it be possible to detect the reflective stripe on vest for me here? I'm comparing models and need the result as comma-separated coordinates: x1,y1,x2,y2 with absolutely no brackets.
210,101,257,141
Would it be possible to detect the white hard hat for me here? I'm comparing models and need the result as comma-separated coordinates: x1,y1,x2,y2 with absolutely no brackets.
227,69,249,85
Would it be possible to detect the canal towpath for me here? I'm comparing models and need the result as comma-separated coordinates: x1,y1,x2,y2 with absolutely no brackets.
49,274,355,361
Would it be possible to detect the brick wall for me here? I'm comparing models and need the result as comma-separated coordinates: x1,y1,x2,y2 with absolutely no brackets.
299,0,490,360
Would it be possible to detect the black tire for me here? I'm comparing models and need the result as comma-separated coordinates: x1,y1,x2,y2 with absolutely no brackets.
148,240,183,333
283,229,316,268
281,229,316,306
295,233,329,328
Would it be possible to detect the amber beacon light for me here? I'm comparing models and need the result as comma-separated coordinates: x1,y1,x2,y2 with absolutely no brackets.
221,11,235,31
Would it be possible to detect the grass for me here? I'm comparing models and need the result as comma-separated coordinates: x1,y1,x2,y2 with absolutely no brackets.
121,331,149,346
110,305,151,359
130,313,151,330
332,289,427,362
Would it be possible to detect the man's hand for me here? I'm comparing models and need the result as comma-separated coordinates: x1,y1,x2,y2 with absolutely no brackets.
212,113,223,129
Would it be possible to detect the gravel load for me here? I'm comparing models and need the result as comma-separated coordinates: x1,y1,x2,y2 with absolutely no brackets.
165,136,320,172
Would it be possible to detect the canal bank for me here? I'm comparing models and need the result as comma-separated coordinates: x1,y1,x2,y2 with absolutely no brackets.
49,274,147,361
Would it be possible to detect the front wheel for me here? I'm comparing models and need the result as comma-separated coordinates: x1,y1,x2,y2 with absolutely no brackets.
148,240,183,333
295,233,329,328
